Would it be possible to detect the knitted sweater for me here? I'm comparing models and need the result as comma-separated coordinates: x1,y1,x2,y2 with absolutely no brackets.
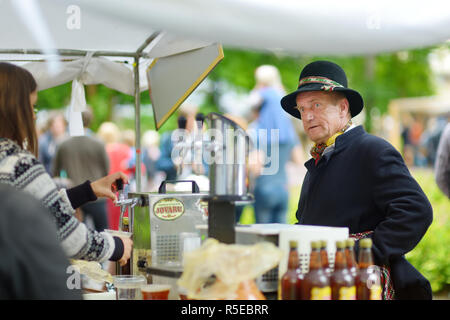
0,138,122,262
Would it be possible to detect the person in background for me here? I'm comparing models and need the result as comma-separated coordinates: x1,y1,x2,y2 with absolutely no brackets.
142,129,162,192
121,129,147,192
38,110,68,174
280,60,433,299
434,120,450,198
53,106,110,232
0,62,132,267
409,114,426,167
0,184,82,300
97,122,132,230
156,102,207,181
247,65,303,224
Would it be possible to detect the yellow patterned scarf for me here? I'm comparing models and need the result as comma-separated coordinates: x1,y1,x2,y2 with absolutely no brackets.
310,120,352,165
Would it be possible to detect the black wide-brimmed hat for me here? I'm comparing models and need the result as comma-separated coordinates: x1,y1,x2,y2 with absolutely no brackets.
280,60,364,119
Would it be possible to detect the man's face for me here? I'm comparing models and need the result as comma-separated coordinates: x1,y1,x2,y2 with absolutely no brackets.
295,91,349,144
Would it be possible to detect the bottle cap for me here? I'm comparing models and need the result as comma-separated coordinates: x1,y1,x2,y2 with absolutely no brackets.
359,238,372,248
345,238,355,247
335,240,345,249
320,240,327,249
289,240,298,249
310,241,320,249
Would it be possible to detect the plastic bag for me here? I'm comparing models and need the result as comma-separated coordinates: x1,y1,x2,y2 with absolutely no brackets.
177,238,282,300
70,259,113,284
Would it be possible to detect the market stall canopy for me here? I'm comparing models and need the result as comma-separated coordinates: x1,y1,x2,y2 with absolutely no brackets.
0,0,224,131
74,0,450,55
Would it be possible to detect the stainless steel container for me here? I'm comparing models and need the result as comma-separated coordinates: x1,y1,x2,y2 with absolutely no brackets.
206,112,251,198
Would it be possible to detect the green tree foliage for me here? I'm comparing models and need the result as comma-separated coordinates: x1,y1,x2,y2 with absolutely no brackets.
35,46,437,134
209,47,436,132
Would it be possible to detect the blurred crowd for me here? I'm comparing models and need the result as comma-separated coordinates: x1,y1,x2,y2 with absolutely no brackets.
36,106,165,232
400,113,449,168
35,65,449,230
35,67,307,229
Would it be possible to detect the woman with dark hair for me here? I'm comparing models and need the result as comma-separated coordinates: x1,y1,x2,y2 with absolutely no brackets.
0,62,132,265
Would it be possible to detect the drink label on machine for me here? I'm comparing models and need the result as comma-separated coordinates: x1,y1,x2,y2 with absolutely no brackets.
153,198,185,220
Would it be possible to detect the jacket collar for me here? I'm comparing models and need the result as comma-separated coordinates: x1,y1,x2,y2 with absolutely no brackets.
304,125,366,171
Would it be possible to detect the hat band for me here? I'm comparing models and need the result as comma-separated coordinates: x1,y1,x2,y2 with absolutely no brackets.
298,76,344,91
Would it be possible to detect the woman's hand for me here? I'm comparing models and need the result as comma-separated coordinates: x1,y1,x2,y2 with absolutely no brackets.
117,236,133,266
90,172,129,202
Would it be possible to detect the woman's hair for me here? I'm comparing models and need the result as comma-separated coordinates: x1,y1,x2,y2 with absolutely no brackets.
97,122,121,144
254,65,283,88
0,62,38,156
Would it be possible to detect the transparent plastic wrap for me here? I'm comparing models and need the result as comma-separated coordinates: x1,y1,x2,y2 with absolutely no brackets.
70,259,113,290
177,238,282,300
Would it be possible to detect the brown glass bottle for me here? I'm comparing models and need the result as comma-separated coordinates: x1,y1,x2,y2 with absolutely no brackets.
319,240,331,279
119,217,131,275
281,241,304,300
302,241,331,300
355,238,381,300
345,238,358,278
330,241,355,300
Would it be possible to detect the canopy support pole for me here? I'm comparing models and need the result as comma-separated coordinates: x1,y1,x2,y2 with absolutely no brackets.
133,56,142,192
132,32,160,192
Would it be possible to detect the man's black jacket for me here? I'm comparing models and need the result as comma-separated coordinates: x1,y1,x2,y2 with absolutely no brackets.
296,125,433,299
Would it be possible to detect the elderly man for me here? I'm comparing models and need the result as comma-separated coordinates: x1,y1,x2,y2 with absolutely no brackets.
280,60,433,300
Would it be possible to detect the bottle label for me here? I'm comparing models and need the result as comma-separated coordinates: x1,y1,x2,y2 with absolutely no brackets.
339,286,356,300
370,285,382,300
310,286,331,300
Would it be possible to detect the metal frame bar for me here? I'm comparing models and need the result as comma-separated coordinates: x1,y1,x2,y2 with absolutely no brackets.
0,49,143,58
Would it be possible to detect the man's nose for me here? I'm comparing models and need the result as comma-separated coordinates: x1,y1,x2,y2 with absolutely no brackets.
304,110,314,121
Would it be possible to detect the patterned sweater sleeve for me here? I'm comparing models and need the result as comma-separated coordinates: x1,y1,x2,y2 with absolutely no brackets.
11,152,116,262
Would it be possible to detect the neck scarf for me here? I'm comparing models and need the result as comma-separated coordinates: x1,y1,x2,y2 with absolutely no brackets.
310,120,352,165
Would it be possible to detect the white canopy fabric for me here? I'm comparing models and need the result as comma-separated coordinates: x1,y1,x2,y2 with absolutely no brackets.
22,57,143,94
3,0,450,58
0,0,210,56
0,0,215,137
74,0,450,55
2,0,450,93
0,0,213,92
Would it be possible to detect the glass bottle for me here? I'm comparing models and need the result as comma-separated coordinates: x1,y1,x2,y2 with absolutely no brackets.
302,241,331,300
320,240,331,279
355,238,381,300
345,238,358,278
280,240,304,300
330,241,356,300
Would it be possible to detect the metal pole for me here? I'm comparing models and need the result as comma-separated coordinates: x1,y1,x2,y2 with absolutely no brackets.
131,32,159,193
0,48,143,58
134,56,141,192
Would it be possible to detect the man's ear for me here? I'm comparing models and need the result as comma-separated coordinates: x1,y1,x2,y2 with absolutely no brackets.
339,98,350,117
